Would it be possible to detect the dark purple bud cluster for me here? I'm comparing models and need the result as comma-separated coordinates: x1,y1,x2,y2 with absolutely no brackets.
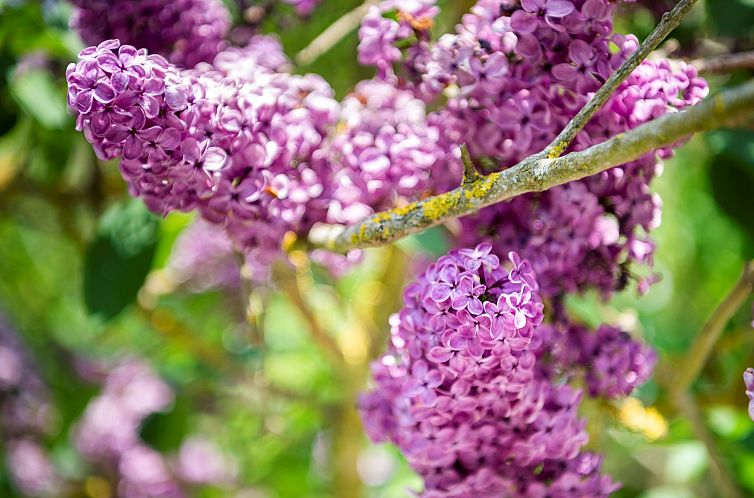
70,0,231,68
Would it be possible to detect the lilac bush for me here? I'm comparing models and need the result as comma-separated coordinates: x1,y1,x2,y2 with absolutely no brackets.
60,0,754,496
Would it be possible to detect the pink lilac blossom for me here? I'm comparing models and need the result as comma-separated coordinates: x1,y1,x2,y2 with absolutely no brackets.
73,360,184,498
5,439,62,497
70,0,231,68
166,219,245,291
359,245,621,497
173,436,237,484
67,38,453,272
358,0,439,79
535,322,656,399
74,359,175,461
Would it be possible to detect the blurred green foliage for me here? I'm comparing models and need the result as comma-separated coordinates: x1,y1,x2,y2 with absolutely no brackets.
0,1,753,497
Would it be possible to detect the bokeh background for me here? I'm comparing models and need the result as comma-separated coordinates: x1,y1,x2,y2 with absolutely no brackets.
1,0,754,497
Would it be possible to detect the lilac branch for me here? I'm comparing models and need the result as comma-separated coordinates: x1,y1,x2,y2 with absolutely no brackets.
309,79,754,252
694,50,754,75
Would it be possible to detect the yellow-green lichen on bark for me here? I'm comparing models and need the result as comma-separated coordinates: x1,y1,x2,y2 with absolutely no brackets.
422,190,462,221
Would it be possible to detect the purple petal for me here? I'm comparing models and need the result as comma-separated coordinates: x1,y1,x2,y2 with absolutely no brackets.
165,86,188,110
427,347,453,364
89,111,110,136
110,71,129,93
203,147,227,172
451,294,470,311
140,94,160,118
93,82,116,104
123,136,144,160
142,77,165,96
430,284,452,303
157,128,181,150
510,11,539,34
137,126,162,141
104,124,129,143
467,299,483,316
113,91,138,109
75,90,94,113
96,53,121,73
552,64,578,82
546,1,575,17
97,39,120,51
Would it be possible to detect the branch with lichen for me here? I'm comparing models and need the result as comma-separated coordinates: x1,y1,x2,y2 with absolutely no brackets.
301,0,715,252
308,79,754,252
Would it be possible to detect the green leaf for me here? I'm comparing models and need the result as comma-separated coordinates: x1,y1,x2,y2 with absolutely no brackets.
83,199,159,321
705,0,754,38
140,395,190,452
706,130,754,249
9,69,68,129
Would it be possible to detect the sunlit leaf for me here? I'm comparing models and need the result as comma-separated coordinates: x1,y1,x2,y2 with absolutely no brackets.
83,199,159,321
9,69,68,129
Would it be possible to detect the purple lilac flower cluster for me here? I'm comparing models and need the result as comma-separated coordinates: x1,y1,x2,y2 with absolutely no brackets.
70,0,231,68
73,358,233,497
0,314,62,497
66,38,343,259
536,322,656,399
446,1,706,297
358,0,439,79
328,79,449,224
360,245,621,497
66,36,457,268
166,219,245,291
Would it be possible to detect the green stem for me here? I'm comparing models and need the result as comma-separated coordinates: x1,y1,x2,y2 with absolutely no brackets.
674,261,754,393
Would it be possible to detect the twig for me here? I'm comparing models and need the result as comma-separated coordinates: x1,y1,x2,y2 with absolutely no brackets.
460,144,480,185
294,0,379,67
275,264,346,366
676,392,744,498
543,0,699,158
309,79,754,252
237,252,265,349
674,261,754,393
694,50,754,75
